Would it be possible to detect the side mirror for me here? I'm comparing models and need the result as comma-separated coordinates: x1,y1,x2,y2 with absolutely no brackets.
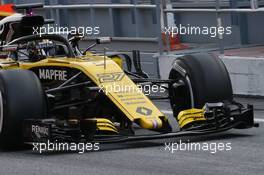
82,37,112,55
68,33,84,43
96,37,112,44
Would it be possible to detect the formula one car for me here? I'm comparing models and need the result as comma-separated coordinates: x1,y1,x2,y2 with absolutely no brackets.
0,3,259,149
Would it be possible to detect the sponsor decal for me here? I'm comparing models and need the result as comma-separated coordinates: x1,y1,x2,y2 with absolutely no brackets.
32,125,49,138
38,69,67,81
97,72,124,83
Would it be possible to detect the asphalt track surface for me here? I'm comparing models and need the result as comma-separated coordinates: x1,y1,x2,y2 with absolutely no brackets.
0,97,263,175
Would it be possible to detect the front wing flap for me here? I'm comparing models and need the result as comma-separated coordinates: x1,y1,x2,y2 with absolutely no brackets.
177,102,258,131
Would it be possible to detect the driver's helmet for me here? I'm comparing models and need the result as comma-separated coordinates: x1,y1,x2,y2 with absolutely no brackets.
27,41,41,61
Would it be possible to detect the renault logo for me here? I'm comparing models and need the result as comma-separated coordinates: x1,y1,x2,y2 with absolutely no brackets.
136,107,152,116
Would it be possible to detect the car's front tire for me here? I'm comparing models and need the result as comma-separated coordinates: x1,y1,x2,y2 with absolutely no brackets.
0,69,47,150
169,53,233,116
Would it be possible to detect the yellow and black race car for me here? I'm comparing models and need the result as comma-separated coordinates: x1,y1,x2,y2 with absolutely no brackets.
0,3,259,150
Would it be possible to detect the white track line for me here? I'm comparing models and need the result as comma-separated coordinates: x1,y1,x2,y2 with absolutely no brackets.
161,110,264,123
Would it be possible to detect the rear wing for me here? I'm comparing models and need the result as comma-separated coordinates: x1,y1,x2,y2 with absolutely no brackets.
13,3,54,24
13,3,43,15
13,3,43,10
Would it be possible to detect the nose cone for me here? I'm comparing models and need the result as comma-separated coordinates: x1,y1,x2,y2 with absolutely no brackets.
136,117,163,130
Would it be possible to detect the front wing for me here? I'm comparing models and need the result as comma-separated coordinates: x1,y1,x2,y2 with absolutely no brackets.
23,102,259,144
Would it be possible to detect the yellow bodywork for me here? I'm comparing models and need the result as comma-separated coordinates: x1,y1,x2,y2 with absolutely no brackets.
109,55,123,68
84,118,118,134
177,108,206,129
0,55,166,130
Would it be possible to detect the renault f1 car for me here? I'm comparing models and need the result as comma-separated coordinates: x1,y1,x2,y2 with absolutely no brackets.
0,3,259,150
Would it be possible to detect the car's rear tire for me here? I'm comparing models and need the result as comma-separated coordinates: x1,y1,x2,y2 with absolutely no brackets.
0,69,47,150
169,53,233,116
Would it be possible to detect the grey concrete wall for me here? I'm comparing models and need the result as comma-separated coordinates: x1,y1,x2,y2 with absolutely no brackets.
158,54,182,79
158,54,264,96
221,55,264,96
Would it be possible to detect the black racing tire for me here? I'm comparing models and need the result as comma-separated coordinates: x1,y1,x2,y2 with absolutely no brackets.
0,69,47,150
169,53,233,116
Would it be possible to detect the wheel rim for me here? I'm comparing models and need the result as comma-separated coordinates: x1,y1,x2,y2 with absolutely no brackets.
0,91,3,134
